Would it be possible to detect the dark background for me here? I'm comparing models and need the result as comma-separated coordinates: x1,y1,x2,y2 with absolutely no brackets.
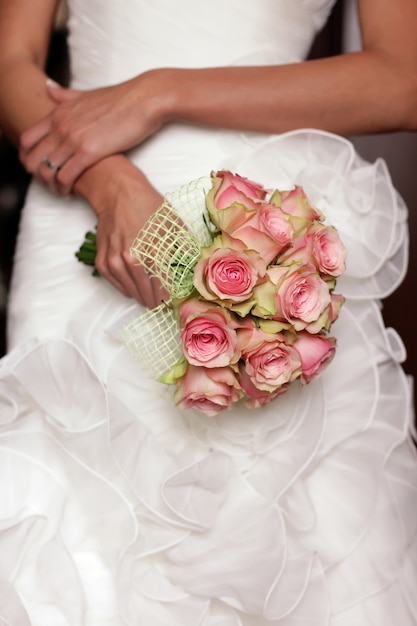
0,1,416,414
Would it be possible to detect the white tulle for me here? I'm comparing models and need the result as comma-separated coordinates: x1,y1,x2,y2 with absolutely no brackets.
2,1,417,624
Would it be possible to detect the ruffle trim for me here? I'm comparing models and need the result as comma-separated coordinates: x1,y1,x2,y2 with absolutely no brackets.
231,130,408,300
0,294,416,625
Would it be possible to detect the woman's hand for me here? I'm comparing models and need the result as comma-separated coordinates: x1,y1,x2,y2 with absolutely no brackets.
75,154,168,309
19,70,175,195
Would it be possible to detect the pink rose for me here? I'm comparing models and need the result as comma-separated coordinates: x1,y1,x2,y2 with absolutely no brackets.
238,363,289,408
271,186,323,236
174,365,242,416
278,232,315,268
309,223,346,277
279,223,346,278
238,326,301,392
231,203,294,265
179,299,240,368
193,234,267,313
293,331,336,383
279,186,323,220
209,170,267,210
205,170,268,233
269,263,332,333
328,292,345,325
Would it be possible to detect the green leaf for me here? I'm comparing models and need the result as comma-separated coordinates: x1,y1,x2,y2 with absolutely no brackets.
75,229,99,276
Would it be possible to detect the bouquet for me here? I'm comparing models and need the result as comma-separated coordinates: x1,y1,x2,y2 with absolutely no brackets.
77,170,346,416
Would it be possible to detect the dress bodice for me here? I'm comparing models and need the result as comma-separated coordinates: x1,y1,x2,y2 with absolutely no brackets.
66,0,337,88
63,0,337,194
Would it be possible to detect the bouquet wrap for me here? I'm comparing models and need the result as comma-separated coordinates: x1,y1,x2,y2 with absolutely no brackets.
122,170,346,416
78,169,347,416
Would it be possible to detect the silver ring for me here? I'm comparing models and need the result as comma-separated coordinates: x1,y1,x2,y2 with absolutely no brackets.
42,156,61,172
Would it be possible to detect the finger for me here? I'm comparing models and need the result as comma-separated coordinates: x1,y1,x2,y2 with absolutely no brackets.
96,249,144,302
19,137,60,192
124,258,154,305
132,268,158,308
95,257,131,299
38,158,62,194
150,276,169,308
54,151,96,196
21,133,62,182
23,130,97,196
129,260,168,309
111,253,163,308
20,116,52,153
46,80,81,103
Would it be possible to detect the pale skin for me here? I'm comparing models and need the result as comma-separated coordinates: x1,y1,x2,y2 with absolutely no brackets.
1,0,417,308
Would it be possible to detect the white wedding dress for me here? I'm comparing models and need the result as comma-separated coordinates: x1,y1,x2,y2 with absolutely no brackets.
2,1,417,624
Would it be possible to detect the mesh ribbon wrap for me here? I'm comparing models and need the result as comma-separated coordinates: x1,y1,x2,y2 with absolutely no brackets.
165,176,213,247
121,178,213,377
117,171,346,410
119,303,182,381
130,201,202,300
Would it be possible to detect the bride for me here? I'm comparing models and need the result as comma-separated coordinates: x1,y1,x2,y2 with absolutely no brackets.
0,0,416,624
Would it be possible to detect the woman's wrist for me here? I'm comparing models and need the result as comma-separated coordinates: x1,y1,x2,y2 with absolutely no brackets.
74,154,162,216
135,67,185,128
138,65,257,131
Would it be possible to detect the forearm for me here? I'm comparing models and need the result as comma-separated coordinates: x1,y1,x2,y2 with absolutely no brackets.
163,51,417,136
0,57,157,213
0,56,55,144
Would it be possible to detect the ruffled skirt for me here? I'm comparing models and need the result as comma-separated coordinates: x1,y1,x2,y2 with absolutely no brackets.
2,131,417,625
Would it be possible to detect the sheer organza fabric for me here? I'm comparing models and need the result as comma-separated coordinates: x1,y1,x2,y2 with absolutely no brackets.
2,1,417,624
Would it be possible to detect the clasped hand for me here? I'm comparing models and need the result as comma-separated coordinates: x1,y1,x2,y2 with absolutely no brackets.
19,72,172,309
19,70,169,195
91,160,168,310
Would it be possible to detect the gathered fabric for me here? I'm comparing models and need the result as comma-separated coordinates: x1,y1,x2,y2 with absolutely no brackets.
2,1,417,623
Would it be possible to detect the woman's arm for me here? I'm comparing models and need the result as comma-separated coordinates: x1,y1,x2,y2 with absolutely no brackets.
0,0,58,140
19,0,417,194
176,0,417,135
173,0,417,136
0,0,166,308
